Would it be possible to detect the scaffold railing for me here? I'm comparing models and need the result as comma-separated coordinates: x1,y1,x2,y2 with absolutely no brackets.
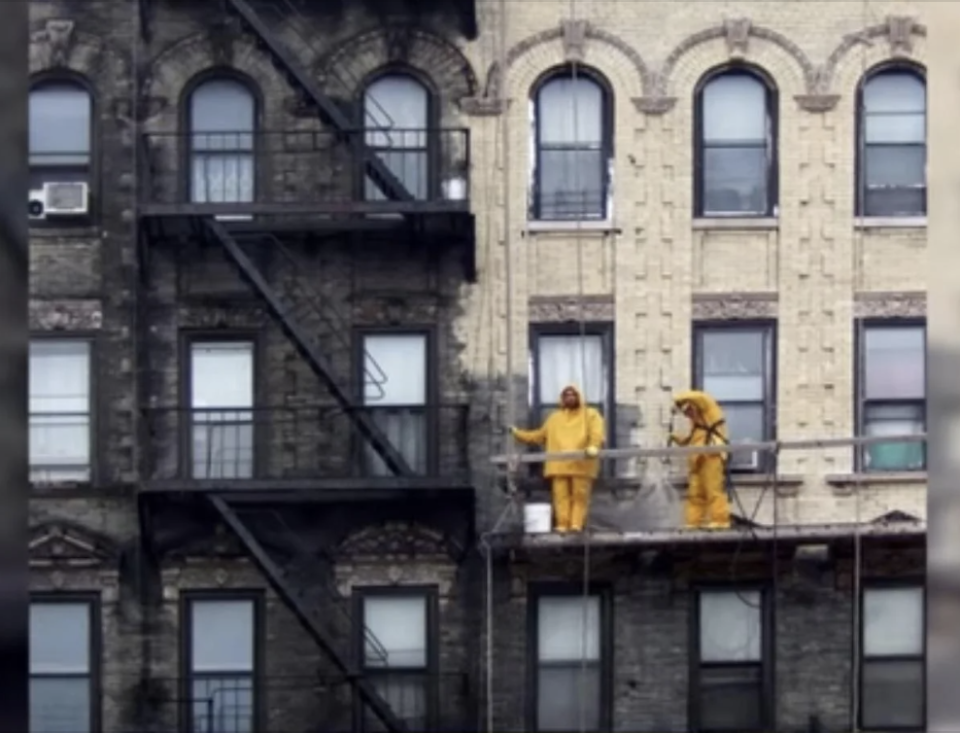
489,432,927,464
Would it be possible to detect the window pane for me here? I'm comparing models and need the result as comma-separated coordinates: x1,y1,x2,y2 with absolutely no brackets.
699,591,762,662
191,600,255,673
30,676,90,733
192,410,254,479
702,74,767,142
364,150,428,201
192,675,253,733
698,665,762,731
363,595,427,668
538,596,601,662
364,75,428,132
537,148,605,220
864,185,926,218
191,342,254,409
863,403,925,471
865,112,925,144
863,587,924,656
362,334,427,406
861,660,924,729
863,327,925,400
191,153,254,204
863,72,925,115
537,664,601,731
364,408,427,477
701,330,765,399
702,145,768,215
29,340,90,414
537,76,603,144
367,673,428,730
721,403,766,469
190,80,255,146
30,603,90,674
29,84,91,166
864,145,925,188
537,335,607,406
30,413,91,481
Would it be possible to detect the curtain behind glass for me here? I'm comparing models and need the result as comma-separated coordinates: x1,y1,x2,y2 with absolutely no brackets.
364,75,429,201
190,79,256,204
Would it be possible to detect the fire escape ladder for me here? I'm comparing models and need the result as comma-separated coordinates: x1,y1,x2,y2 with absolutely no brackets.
204,219,413,476
263,234,388,399
223,0,415,203
208,496,409,733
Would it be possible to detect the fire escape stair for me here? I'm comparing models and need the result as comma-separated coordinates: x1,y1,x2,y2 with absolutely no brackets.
208,496,408,733
203,219,413,477
223,0,416,205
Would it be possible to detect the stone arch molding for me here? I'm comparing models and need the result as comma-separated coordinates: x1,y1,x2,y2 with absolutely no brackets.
142,27,296,127
335,521,461,561
315,27,479,108
474,20,655,116
30,19,107,78
821,16,926,99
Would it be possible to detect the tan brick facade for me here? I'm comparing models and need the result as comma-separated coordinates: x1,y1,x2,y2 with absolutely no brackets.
457,0,929,526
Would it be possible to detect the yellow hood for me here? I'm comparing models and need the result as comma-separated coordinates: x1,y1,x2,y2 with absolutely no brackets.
673,389,725,427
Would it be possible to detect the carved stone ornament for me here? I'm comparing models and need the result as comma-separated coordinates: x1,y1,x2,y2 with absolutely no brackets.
459,96,507,116
631,96,677,115
29,522,118,569
41,19,76,68
794,94,840,113
886,16,917,55
207,18,239,65
337,521,452,559
723,18,752,56
853,291,926,318
383,27,412,63
561,19,589,62
691,293,778,320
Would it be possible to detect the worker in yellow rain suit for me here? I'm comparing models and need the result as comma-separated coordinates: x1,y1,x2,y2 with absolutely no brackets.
669,390,731,530
511,385,605,533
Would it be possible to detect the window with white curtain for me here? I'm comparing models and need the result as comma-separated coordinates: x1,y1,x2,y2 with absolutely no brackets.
29,81,92,188
363,74,429,201
361,593,431,731
695,590,766,732
860,586,925,729
30,600,95,733
696,69,774,216
187,598,257,733
858,68,926,217
361,333,429,475
531,330,610,430
694,325,774,471
189,341,255,478
534,595,603,732
531,69,610,221
857,322,926,472
29,340,92,483
189,78,256,205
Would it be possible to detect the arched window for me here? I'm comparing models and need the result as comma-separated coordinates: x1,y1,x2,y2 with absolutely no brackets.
188,77,256,204
694,68,776,217
363,74,430,201
857,67,926,217
28,80,92,185
531,69,611,221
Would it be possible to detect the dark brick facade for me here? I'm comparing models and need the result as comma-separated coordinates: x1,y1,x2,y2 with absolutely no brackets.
28,2,924,732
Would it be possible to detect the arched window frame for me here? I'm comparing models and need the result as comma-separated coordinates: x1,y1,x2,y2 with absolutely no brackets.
359,68,436,202
530,65,614,222
855,63,927,218
693,65,778,218
28,74,95,215
181,70,260,206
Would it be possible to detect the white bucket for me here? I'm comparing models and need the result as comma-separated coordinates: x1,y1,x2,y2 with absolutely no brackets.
523,503,553,534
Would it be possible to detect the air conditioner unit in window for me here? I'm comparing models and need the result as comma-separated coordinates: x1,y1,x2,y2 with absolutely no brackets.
43,181,89,216
730,444,759,470
28,189,47,220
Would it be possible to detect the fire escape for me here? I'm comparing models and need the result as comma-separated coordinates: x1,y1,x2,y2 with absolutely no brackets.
135,1,477,731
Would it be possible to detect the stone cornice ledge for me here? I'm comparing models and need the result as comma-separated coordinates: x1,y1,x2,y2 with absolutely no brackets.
826,472,927,495
670,473,804,497
794,94,840,112
631,96,677,115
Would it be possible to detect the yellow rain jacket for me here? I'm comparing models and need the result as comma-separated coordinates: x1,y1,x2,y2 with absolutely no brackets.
513,385,605,479
670,390,729,466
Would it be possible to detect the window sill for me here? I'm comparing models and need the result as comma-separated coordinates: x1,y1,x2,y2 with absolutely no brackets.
692,217,778,231
670,473,804,497
854,217,926,230
525,220,619,234
29,225,100,238
826,471,927,494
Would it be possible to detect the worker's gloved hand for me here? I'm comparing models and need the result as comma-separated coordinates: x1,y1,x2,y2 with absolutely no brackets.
508,426,518,437
585,446,599,458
